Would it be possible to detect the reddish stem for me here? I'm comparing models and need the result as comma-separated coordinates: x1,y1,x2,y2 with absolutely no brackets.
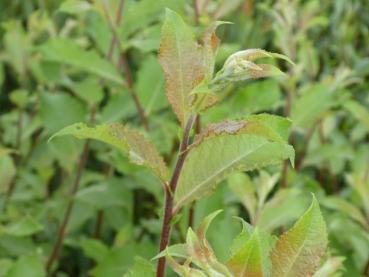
156,115,196,277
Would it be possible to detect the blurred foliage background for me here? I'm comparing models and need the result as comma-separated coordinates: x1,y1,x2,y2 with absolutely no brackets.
0,0,369,276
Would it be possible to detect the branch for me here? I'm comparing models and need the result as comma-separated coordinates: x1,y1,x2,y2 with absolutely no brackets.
103,0,149,131
119,53,150,130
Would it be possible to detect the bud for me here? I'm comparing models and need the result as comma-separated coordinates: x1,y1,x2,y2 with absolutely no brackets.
210,49,293,91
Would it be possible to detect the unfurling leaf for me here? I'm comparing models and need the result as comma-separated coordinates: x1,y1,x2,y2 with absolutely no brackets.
271,196,328,277
174,133,294,209
186,210,232,276
50,123,168,181
201,21,231,79
159,9,204,127
156,210,232,277
211,49,293,91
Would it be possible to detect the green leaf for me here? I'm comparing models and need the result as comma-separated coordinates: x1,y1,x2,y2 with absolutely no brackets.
50,123,168,181
40,92,87,133
2,21,28,76
134,55,166,115
194,114,292,145
152,244,187,260
174,134,294,209
323,196,368,229
76,180,132,210
346,174,369,217
159,9,204,126
201,21,230,79
185,210,232,276
257,189,309,232
59,0,92,14
2,216,43,237
69,77,104,105
124,256,155,277
0,148,15,158
39,38,124,85
80,238,109,263
6,255,45,277
345,100,369,132
291,84,344,129
228,173,257,223
271,196,328,277
9,89,28,108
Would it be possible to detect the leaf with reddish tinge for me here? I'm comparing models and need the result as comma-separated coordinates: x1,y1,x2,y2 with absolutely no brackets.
194,114,291,146
50,123,168,181
271,196,328,277
159,9,204,126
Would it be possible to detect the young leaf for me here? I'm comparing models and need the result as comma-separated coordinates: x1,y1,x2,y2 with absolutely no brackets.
186,210,233,276
174,134,294,209
201,21,230,79
39,38,124,85
50,123,168,181
159,9,204,127
271,196,328,277
226,230,265,277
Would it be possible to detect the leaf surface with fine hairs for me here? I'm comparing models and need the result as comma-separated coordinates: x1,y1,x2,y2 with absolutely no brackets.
159,9,204,126
271,196,328,277
174,133,294,209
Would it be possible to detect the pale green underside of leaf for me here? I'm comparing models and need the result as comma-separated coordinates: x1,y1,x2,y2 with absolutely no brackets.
39,38,124,85
271,196,328,277
159,9,204,126
174,134,294,209
50,123,168,181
